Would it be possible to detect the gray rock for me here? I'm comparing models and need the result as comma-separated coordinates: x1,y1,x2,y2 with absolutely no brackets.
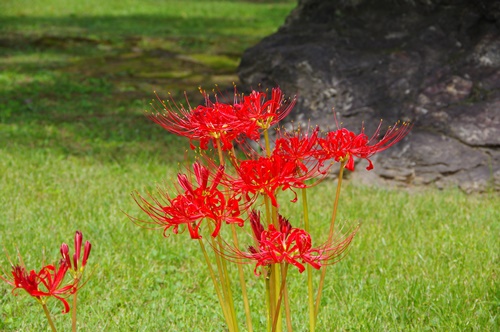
238,0,500,192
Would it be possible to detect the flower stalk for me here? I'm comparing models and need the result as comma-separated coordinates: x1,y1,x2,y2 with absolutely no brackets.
301,188,316,332
272,263,289,332
315,160,346,317
215,137,253,332
198,239,232,328
42,302,58,332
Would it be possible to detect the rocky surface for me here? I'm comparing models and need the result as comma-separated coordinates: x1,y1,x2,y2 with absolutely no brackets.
238,0,500,192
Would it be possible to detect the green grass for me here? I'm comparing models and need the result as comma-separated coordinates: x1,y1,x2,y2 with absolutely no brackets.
0,156,498,331
0,0,499,331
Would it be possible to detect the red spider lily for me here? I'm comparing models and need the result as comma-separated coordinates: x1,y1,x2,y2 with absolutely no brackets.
148,90,251,151
249,210,265,243
273,126,322,175
1,261,76,313
131,162,245,239
318,121,411,171
228,154,308,207
237,87,296,131
227,212,358,275
61,231,92,273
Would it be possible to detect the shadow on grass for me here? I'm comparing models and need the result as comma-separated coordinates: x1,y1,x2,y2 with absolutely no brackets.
0,12,282,160
0,10,284,47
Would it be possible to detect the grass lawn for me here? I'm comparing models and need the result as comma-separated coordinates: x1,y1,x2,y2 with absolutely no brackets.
0,0,499,331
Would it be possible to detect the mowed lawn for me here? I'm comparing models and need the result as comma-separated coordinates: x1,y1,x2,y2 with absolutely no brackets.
0,1,498,331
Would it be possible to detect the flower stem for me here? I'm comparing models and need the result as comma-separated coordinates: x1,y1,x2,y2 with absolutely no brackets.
264,196,272,227
230,224,254,332
315,161,346,317
301,188,315,332
198,239,233,331
283,277,292,332
72,291,78,332
265,270,272,332
327,161,346,242
216,235,239,332
271,263,289,332
41,302,57,332
215,138,247,331
215,138,225,167
261,130,283,331
263,195,281,331
272,264,283,332
263,130,272,157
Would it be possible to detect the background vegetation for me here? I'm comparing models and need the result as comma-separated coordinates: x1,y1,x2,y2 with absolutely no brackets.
0,0,498,331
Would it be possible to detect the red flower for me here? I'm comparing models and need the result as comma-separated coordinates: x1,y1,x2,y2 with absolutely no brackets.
249,210,265,243
229,154,307,207
273,126,321,175
5,265,40,297
238,87,296,131
318,121,411,171
1,260,76,313
148,90,249,150
37,263,76,313
147,87,296,150
228,212,358,275
131,162,245,239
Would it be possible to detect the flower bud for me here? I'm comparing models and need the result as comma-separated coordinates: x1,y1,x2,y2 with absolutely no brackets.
60,243,71,268
82,241,92,268
74,231,83,269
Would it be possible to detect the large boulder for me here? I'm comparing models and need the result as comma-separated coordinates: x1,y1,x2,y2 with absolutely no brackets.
238,0,500,192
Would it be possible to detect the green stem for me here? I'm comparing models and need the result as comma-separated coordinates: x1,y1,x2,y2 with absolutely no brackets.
230,224,254,332
271,263,289,332
271,198,279,227
208,234,236,331
272,264,282,332
41,302,57,332
263,196,279,331
265,270,272,332
217,235,239,332
264,196,272,227
262,129,283,330
199,239,233,330
264,195,281,330
301,188,315,332
327,161,346,242
72,290,78,332
315,161,346,317
249,128,285,330
283,274,292,332
215,138,225,167
214,138,240,332
263,130,271,157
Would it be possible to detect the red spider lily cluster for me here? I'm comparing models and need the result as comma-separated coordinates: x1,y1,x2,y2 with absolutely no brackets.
132,85,411,331
1,231,92,331
136,86,410,248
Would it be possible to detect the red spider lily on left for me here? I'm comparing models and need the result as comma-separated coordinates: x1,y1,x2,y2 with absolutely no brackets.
1,231,92,332
2,260,75,313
